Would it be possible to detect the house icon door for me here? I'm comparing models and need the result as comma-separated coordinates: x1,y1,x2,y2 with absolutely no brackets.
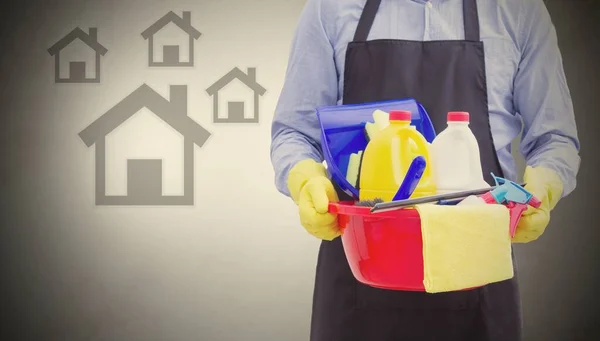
78,84,212,206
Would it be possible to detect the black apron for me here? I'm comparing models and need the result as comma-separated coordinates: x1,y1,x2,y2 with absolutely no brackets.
310,0,522,340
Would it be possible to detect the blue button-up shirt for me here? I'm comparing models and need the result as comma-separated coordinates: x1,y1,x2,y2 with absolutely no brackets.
270,0,580,198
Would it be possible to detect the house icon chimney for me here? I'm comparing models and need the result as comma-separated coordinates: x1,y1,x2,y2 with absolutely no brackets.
88,27,97,40
182,11,191,24
246,67,256,82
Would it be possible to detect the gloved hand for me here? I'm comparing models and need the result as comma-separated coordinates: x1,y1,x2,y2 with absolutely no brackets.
513,166,564,243
287,159,341,241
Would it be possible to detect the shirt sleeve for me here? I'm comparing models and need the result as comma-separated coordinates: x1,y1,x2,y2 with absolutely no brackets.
270,0,339,197
513,0,581,197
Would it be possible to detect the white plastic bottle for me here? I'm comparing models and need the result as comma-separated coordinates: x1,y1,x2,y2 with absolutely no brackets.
430,112,490,194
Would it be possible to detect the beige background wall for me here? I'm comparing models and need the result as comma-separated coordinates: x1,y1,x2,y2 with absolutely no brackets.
1,1,598,341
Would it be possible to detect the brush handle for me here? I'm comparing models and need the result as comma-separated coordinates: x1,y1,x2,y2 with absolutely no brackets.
392,156,426,201
370,183,526,213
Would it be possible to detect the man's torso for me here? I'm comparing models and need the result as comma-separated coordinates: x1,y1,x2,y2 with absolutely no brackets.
324,0,525,181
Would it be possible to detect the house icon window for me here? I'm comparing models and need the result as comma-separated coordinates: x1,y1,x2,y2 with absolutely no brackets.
78,84,211,206
47,27,108,83
206,67,267,124
141,11,201,67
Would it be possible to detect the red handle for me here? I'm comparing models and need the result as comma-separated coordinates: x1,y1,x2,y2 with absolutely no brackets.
528,195,542,209
328,202,340,214
508,202,529,238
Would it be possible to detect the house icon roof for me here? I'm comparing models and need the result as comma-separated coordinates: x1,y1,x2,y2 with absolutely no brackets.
79,84,211,148
206,67,267,96
141,11,201,40
47,27,108,56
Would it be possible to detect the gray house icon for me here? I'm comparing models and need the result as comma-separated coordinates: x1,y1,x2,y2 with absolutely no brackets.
206,67,266,124
78,84,211,206
47,27,108,83
141,11,201,67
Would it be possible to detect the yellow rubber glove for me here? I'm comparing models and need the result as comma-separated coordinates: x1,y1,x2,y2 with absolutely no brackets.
513,166,564,243
287,159,341,241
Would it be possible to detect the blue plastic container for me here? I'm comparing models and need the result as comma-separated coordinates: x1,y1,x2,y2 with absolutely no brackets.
316,98,436,199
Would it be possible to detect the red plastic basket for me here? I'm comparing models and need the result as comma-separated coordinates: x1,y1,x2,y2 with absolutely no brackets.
329,201,426,291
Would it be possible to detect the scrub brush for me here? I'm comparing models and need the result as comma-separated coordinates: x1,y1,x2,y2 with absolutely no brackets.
348,109,392,206
346,110,389,188
357,110,387,189
373,109,390,131
345,148,384,206
355,198,384,206
345,150,363,188
364,109,390,142
364,122,379,142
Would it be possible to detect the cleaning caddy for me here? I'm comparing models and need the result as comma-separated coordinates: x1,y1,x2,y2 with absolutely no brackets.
316,99,541,293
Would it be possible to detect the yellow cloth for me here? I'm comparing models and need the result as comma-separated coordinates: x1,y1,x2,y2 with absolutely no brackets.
415,204,514,293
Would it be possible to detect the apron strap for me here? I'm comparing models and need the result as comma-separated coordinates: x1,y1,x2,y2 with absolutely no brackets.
353,0,382,42
352,0,481,42
463,0,480,41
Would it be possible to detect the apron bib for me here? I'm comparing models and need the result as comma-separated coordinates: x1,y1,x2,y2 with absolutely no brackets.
310,0,522,340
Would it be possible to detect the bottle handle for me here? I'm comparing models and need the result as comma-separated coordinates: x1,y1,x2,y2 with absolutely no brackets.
442,129,486,187
401,128,432,178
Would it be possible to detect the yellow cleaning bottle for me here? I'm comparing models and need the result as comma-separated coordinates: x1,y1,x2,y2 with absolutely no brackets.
359,110,436,202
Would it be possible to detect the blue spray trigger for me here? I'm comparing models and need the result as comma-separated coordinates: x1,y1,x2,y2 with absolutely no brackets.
489,186,509,203
489,172,535,205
